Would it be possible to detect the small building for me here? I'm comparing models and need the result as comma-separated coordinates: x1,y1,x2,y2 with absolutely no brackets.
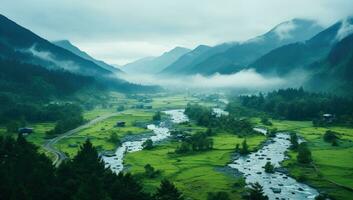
145,105,153,109
18,127,34,135
323,114,335,123
116,121,126,127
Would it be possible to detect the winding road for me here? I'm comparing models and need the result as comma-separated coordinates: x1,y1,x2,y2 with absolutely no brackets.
43,112,120,167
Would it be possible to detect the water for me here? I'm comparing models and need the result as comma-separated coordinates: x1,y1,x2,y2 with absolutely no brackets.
102,109,188,173
228,133,319,200
212,108,229,117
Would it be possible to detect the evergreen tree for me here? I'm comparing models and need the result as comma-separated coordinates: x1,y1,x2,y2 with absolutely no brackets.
153,111,162,121
264,162,275,173
240,139,249,155
290,132,299,150
154,179,184,200
297,143,312,164
247,182,268,200
142,139,154,150
207,191,230,200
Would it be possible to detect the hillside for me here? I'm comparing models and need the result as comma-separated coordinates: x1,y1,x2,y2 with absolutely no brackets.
163,19,323,75
250,18,353,76
306,33,353,95
52,40,123,74
0,14,157,93
122,47,190,74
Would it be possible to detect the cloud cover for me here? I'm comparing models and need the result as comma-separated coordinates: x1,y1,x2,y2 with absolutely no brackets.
118,69,306,91
1,0,353,64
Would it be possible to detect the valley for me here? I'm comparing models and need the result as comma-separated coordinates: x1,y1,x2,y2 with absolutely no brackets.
2,92,352,199
1,3,353,200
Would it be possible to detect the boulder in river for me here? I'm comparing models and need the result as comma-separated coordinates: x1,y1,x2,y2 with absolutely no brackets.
271,187,282,193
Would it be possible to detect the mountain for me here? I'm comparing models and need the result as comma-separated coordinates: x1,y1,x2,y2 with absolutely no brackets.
0,14,112,77
160,45,212,74
52,40,123,74
122,47,191,74
305,32,353,95
0,14,157,93
250,18,353,76
163,19,323,76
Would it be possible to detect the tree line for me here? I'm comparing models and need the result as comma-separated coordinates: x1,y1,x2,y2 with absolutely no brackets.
184,103,255,136
0,135,185,200
238,88,353,126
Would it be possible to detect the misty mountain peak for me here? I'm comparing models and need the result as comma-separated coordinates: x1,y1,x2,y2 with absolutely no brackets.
336,17,353,41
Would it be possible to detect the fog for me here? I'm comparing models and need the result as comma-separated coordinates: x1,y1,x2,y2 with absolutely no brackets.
26,45,80,72
118,69,308,91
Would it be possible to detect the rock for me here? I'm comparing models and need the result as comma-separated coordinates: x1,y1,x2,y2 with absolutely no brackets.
271,187,282,193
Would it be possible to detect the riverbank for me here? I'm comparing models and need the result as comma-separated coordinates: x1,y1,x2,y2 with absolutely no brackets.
125,129,266,200
254,118,353,199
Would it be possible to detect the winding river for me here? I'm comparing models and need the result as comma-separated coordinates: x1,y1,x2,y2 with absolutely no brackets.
102,109,188,173
229,132,319,199
103,108,319,199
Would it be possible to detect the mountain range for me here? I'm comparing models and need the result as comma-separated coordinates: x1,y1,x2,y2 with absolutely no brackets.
122,47,190,74
250,18,353,76
0,14,156,95
161,19,324,75
52,40,123,74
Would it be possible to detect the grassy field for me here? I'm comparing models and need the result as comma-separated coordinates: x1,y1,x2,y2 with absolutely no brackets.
55,109,154,157
125,131,265,200
257,118,353,199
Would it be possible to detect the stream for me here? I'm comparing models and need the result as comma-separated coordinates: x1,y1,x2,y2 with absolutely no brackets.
102,109,188,173
228,132,319,199
103,108,319,199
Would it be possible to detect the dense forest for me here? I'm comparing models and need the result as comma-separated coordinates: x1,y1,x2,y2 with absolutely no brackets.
185,103,254,135
0,135,185,200
237,88,353,126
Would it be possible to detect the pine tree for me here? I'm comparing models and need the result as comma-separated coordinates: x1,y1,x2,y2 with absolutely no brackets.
240,139,249,155
248,182,268,200
207,191,230,200
154,179,184,200
297,143,312,164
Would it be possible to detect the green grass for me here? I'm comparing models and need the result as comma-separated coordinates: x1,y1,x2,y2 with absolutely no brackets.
55,109,154,157
125,133,265,200
261,119,353,199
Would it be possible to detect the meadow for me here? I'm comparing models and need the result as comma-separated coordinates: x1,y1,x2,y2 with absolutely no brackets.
257,118,353,199
125,132,266,200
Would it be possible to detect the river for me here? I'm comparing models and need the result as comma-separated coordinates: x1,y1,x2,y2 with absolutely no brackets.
102,109,188,173
228,132,319,199
103,108,319,199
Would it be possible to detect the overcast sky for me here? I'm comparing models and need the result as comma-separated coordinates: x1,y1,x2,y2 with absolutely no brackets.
1,0,352,65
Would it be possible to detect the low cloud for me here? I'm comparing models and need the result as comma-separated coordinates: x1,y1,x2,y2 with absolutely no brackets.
119,69,290,90
336,18,353,41
25,45,80,72
273,20,297,40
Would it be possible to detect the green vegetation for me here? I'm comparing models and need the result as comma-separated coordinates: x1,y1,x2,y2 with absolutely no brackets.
258,119,353,199
175,132,213,154
144,164,161,178
185,103,255,135
239,88,353,125
154,179,184,200
297,143,313,164
153,111,162,121
0,135,155,200
143,139,154,150
246,182,268,200
56,110,153,156
264,162,275,173
207,191,230,200
125,132,265,200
